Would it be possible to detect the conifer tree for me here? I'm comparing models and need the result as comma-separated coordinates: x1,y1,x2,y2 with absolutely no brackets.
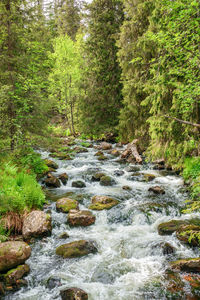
79,0,124,135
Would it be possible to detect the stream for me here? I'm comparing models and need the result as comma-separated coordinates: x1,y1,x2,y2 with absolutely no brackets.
4,140,199,299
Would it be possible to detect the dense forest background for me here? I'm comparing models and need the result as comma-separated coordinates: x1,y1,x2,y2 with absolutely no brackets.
0,0,200,216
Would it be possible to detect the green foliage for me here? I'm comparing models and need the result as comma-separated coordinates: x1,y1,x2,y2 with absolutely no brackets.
0,223,8,242
0,163,45,215
19,150,49,176
183,157,200,181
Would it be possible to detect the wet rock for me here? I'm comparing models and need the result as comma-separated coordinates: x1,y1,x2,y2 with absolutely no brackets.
58,173,68,185
94,151,104,156
100,175,115,186
74,146,88,153
91,172,105,181
164,269,184,295
44,175,61,188
67,210,95,227
122,185,132,191
22,211,52,239
143,173,156,182
44,159,58,170
153,158,165,165
110,149,120,157
3,264,30,285
148,186,165,194
89,196,119,210
158,218,200,235
125,166,140,172
114,170,124,176
72,181,86,188
161,242,175,255
56,240,97,258
153,164,165,170
46,277,61,290
176,224,200,246
56,198,79,213
170,258,200,273
99,142,112,150
51,152,72,160
59,232,70,239
97,155,108,161
60,287,88,300
158,220,187,235
0,241,31,272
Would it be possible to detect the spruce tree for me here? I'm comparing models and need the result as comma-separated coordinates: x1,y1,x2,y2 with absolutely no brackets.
79,0,124,135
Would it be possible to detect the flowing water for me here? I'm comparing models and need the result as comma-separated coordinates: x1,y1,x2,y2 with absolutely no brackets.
5,141,199,300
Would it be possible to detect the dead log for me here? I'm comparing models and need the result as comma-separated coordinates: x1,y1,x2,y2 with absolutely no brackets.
121,139,142,164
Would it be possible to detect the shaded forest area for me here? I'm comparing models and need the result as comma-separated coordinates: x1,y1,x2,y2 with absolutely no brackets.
0,0,200,223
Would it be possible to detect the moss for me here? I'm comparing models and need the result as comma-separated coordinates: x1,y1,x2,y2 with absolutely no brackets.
56,240,97,258
143,173,156,182
98,155,108,161
100,176,113,186
56,198,78,213
89,200,119,210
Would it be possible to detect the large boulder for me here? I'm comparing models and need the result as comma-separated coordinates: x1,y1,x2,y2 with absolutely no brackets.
44,175,61,188
0,242,31,272
72,181,86,188
60,287,88,300
58,173,68,185
89,196,119,210
22,211,52,239
3,264,30,285
56,198,79,213
56,240,97,258
170,258,200,273
67,210,95,227
44,159,58,170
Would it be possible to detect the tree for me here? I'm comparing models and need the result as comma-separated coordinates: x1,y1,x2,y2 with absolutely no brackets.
0,0,51,150
79,0,124,135
48,34,84,135
117,0,154,143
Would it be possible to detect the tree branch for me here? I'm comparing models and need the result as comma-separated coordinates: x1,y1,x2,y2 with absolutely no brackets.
162,115,200,128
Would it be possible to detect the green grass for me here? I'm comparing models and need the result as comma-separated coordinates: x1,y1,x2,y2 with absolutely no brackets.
0,163,45,215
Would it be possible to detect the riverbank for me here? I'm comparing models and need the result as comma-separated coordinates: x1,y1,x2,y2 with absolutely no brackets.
0,138,200,299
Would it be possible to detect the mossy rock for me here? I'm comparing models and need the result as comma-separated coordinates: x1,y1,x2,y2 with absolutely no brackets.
98,155,108,161
125,166,140,172
91,172,105,181
80,142,92,148
3,264,30,285
110,149,120,157
94,151,104,156
176,224,200,246
56,198,79,213
51,152,72,160
44,159,58,170
44,176,61,188
74,146,88,153
89,196,119,210
58,173,68,185
59,232,70,239
56,240,97,258
122,185,132,191
72,181,86,188
170,258,200,273
158,218,200,235
100,176,115,186
143,173,156,182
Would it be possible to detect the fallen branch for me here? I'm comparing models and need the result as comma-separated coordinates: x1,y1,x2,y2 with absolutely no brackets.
162,115,200,128
121,139,142,163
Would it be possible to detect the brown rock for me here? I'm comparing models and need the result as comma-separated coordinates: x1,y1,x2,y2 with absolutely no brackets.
99,142,112,150
60,287,88,300
44,176,61,188
170,258,200,273
22,211,52,239
0,242,31,272
148,186,165,194
89,196,119,210
44,159,58,170
68,210,95,226
58,173,68,185
4,264,30,285
110,149,121,157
